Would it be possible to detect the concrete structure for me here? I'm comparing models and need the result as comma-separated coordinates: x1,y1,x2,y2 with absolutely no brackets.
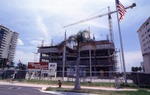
38,34,117,78
0,25,18,62
137,17,150,73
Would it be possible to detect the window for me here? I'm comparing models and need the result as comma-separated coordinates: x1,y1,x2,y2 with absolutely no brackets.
141,34,144,37
146,22,149,26
147,28,150,32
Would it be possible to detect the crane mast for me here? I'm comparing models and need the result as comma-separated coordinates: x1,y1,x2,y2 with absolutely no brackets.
108,6,113,43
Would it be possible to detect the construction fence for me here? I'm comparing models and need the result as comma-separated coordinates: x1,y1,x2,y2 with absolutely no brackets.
0,69,133,83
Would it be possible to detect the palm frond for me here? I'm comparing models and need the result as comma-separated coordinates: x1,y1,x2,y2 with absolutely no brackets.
67,34,77,44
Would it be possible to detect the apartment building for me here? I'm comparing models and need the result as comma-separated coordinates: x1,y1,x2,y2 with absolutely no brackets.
0,25,19,62
137,17,150,73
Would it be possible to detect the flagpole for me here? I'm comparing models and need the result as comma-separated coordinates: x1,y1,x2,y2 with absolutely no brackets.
115,0,127,84
62,30,66,81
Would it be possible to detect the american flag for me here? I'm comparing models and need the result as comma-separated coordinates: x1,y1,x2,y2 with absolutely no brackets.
116,0,126,21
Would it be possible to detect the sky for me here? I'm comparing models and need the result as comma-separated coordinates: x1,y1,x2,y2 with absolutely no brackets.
0,0,149,72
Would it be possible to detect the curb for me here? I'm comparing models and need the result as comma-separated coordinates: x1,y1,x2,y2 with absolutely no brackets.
40,86,138,95
40,90,97,95
42,85,138,91
40,86,97,95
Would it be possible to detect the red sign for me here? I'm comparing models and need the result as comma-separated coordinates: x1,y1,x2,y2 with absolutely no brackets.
28,62,48,70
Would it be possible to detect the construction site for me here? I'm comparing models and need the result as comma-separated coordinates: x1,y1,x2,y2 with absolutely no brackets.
33,3,136,81
38,32,116,79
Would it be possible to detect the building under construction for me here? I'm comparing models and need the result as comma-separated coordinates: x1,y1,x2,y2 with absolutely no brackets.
38,31,117,78
37,2,137,80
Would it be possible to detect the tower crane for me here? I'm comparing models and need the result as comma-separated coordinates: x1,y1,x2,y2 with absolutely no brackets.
63,3,136,42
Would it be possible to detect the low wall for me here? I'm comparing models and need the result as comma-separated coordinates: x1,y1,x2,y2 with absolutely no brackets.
131,72,150,87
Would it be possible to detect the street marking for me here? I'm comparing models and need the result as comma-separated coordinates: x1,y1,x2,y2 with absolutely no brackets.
8,87,22,90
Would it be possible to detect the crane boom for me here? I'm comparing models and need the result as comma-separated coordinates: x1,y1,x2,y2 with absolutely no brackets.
63,3,136,28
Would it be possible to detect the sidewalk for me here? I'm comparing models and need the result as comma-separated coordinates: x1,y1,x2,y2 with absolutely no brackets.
0,81,138,95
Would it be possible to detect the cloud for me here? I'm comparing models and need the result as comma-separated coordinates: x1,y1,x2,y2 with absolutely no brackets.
36,15,50,44
17,38,24,46
14,50,34,64
29,40,42,46
122,51,143,72
125,51,142,64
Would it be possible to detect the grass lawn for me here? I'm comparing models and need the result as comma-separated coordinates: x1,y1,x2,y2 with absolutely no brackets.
46,87,150,95
23,79,117,87
0,79,139,88
1,79,150,95
23,79,139,88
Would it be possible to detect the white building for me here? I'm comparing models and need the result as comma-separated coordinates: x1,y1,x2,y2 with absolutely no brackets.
137,17,150,73
0,25,19,62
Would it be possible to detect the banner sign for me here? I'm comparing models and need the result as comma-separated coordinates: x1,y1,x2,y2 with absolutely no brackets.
28,62,48,70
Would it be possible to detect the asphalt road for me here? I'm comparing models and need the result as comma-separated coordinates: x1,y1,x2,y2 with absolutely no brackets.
0,85,55,95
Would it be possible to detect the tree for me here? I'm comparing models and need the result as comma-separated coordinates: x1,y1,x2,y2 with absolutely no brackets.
132,67,135,72
0,58,8,69
10,61,15,67
135,67,139,72
131,66,142,72
131,67,135,72
138,67,142,72
16,62,27,70
66,30,89,90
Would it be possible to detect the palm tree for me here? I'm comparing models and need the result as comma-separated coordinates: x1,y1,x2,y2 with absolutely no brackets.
67,30,89,90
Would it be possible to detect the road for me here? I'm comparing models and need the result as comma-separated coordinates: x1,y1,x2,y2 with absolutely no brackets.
0,84,55,95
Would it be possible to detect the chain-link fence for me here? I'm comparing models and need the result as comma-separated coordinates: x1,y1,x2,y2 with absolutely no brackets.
1,69,150,88
0,69,26,80
24,70,133,83
0,69,134,83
